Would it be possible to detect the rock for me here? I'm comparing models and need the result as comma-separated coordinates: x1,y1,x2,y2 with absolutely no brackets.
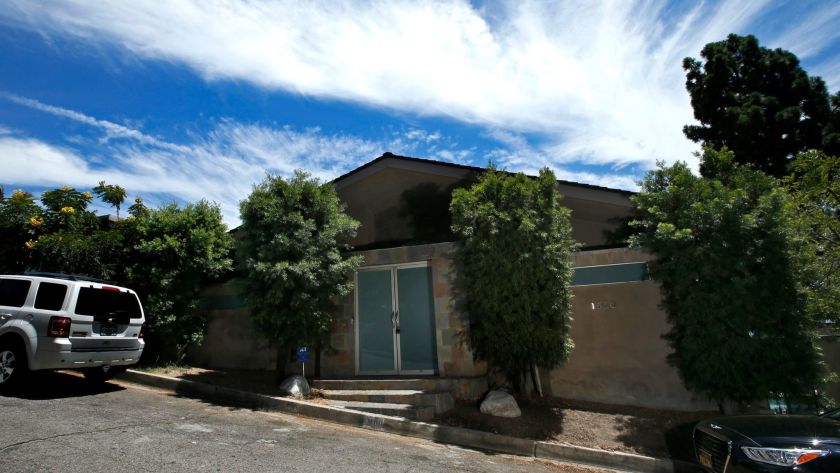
480,389,521,418
279,375,310,399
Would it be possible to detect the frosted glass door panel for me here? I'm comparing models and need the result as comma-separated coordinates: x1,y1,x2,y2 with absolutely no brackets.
397,267,437,372
357,270,395,373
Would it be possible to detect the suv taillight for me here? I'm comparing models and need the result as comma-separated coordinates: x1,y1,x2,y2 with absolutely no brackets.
139,324,146,339
48,316,72,337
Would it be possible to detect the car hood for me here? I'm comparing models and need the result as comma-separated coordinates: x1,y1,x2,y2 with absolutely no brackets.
702,415,840,445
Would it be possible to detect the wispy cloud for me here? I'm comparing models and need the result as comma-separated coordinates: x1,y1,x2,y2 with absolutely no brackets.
1,96,491,224
2,93,190,153
3,94,644,224
6,0,837,171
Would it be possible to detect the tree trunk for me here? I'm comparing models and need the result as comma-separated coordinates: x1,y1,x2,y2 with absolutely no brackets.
531,363,543,398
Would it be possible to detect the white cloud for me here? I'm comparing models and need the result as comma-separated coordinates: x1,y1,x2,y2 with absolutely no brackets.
6,0,837,171
769,2,840,61
2,93,190,153
0,98,489,225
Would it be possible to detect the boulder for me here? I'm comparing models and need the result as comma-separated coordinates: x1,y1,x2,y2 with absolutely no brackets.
279,375,310,399
480,389,521,418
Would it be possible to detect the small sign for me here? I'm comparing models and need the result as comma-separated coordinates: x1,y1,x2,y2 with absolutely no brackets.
296,346,309,363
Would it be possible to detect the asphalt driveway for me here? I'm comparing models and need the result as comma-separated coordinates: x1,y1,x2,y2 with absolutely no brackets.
0,372,616,473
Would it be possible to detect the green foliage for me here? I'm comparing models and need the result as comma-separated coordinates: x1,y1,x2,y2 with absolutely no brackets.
237,171,362,367
122,201,233,363
0,181,233,365
27,186,109,276
450,168,577,387
128,197,149,218
630,148,833,408
93,181,127,217
0,188,42,272
785,151,840,327
684,34,839,178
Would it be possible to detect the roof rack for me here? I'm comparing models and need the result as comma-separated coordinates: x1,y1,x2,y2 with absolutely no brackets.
23,271,111,284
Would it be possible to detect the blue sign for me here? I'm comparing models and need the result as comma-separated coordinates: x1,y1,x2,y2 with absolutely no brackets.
296,346,309,363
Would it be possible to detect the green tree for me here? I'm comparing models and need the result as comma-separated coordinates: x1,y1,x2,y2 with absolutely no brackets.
630,148,832,411
122,201,234,363
0,188,42,273
29,186,117,277
683,34,839,178
785,151,839,327
450,168,577,390
93,181,127,218
237,171,362,378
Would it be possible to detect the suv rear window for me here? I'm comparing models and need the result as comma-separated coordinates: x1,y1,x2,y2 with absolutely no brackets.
74,287,142,320
0,279,31,307
35,282,68,311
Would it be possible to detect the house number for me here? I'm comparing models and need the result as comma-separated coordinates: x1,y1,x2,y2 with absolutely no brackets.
591,301,616,310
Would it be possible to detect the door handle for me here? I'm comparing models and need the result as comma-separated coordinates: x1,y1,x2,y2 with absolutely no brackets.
0,313,12,321
395,310,400,334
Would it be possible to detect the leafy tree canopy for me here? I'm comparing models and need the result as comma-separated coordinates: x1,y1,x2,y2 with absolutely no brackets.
785,151,840,328
0,188,42,272
684,34,839,177
93,180,127,217
630,148,833,409
0,182,233,364
237,171,362,374
122,201,234,363
450,168,577,389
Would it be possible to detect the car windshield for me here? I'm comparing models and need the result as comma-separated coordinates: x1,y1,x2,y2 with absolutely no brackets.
74,287,142,319
820,408,840,420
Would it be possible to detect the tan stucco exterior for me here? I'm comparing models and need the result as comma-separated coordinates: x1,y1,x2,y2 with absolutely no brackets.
335,155,634,248
549,248,716,410
191,154,840,412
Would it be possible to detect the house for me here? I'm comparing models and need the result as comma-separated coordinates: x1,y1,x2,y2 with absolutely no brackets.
192,153,717,411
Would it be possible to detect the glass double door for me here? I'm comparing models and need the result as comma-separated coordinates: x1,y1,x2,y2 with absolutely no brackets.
356,263,437,375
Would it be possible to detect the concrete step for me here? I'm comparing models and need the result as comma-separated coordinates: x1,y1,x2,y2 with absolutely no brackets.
326,400,436,421
319,389,454,415
312,378,453,392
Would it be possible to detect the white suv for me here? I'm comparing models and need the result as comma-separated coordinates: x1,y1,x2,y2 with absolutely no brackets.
0,273,145,388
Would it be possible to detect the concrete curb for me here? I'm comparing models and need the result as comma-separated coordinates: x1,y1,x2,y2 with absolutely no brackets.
120,370,700,473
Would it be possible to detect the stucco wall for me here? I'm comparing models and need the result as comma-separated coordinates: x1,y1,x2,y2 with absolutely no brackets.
192,245,725,411
335,161,633,249
336,167,468,247
188,281,274,370
545,249,715,411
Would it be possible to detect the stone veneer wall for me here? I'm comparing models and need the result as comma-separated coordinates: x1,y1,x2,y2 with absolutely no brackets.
194,245,834,411
319,242,486,380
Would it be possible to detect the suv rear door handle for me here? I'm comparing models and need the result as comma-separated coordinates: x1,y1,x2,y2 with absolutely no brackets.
0,313,12,320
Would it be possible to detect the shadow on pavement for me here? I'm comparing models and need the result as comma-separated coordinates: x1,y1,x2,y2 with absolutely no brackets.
614,411,708,462
0,370,125,400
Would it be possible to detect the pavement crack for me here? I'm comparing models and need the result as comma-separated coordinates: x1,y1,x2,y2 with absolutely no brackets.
0,414,211,453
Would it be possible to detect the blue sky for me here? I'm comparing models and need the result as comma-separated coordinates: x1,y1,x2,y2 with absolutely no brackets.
1,0,839,225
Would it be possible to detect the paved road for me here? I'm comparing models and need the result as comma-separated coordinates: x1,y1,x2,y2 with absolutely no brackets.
0,372,617,473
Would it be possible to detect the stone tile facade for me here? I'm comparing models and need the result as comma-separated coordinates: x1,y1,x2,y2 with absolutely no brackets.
319,242,486,379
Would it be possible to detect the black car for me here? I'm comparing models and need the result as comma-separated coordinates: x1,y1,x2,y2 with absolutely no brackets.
694,409,840,472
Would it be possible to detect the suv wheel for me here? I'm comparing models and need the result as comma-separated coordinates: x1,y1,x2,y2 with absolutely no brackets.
0,339,28,389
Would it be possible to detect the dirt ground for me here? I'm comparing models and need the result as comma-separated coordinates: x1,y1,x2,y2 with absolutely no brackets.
137,367,715,461
435,397,716,461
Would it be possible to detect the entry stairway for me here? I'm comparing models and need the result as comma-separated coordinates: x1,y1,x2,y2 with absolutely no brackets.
311,378,455,421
